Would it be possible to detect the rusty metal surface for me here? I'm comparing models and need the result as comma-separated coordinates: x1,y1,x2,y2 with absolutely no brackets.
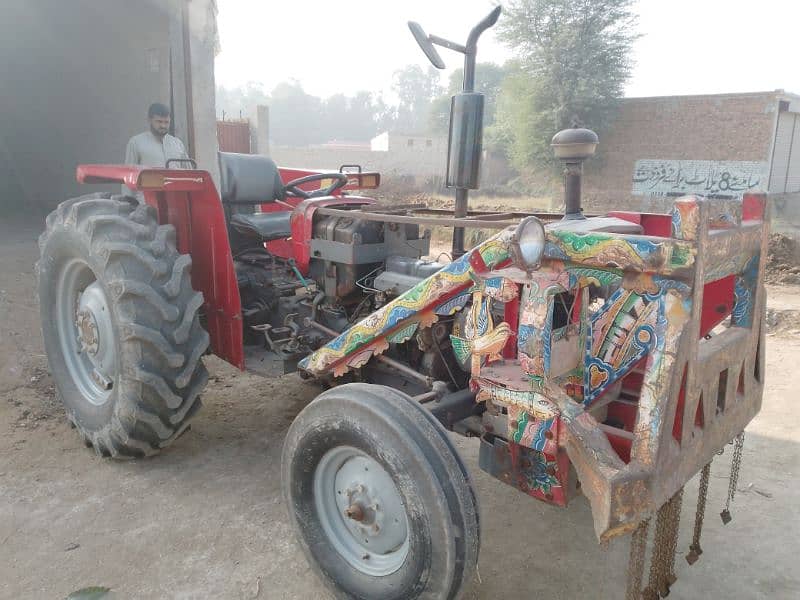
217,119,251,153
314,206,556,229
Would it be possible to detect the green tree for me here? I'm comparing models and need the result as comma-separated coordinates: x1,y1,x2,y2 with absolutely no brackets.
217,81,393,147
392,64,443,133
496,0,638,168
320,91,386,141
215,81,269,121
429,62,509,135
427,94,451,135
268,80,323,146
372,94,397,134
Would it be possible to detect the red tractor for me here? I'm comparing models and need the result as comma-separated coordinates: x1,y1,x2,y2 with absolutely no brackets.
38,7,768,599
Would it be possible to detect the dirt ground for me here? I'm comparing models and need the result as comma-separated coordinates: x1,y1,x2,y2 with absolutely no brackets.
1,216,799,600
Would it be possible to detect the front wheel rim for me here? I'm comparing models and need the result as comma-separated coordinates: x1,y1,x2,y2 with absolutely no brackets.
313,446,410,577
55,258,116,406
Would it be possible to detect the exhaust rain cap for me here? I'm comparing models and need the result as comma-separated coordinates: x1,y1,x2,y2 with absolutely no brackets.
551,127,599,162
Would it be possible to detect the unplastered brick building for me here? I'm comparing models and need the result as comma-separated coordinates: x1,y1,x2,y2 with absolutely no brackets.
584,90,800,219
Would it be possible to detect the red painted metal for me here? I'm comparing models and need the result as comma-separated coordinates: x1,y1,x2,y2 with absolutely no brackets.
742,192,766,221
607,211,673,237
605,433,632,463
290,196,376,274
78,164,148,188
278,167,380,194
699,275,735,338
261,168,381,261
502,293,519,358
505,441,571,506
672,365,689,443
76,165,245,369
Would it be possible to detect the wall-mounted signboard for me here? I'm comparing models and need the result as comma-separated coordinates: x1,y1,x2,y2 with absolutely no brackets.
632,159,767,198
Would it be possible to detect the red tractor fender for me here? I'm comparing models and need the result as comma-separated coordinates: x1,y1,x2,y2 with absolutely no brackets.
77,164,246,369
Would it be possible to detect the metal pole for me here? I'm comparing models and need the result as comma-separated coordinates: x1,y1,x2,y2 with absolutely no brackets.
451,43,477,259
376,354,434,387
462,51,476,93
564,161,584,219
452,188,469,257
306,319,435,388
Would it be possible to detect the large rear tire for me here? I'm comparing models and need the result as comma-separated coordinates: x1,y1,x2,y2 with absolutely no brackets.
37,193,209,458
282,383,480,600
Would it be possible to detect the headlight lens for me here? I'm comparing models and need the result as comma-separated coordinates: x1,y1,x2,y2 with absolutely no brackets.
511,216,546,270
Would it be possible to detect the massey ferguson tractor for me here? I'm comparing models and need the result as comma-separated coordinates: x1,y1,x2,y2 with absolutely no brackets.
37,6,768,599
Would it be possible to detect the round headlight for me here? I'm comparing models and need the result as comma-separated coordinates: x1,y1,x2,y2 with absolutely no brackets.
511,216,546,270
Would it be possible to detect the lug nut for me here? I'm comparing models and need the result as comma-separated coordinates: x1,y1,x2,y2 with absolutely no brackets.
345,503,365,522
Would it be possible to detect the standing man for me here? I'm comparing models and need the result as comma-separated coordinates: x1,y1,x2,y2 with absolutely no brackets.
125,103,190,167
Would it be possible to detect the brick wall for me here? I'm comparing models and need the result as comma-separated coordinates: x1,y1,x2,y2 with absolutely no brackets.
583,92,781,212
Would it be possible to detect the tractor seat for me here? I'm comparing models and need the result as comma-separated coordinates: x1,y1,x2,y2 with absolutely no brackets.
229,211,292,241
218,151,291,241
219,152,285,205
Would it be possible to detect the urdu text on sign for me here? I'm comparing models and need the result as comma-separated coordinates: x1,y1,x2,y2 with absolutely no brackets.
632,159,767,198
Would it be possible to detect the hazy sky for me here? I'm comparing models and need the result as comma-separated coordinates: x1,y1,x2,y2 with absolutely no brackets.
215,0,800,100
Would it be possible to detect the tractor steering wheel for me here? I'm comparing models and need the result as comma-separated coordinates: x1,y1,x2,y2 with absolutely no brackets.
284,172,349,199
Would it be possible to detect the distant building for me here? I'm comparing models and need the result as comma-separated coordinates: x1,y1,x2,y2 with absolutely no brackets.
586,90,800,218
269,131,450,186
312,140,372,151
370,132,446,155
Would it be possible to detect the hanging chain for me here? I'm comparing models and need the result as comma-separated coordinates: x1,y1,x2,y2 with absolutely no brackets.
721,431,745,524
626,519,650,600
643,487,684,599
687,461,711,565
662,486,684,595
643,499,670,600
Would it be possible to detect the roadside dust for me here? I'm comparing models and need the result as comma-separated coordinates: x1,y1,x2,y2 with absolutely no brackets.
766,308,800,336
766,232,800,284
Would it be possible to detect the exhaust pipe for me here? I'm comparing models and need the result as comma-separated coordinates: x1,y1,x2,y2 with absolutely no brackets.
408,6,502,258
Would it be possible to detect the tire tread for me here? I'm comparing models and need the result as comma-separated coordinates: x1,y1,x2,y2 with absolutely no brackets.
38,195,209,458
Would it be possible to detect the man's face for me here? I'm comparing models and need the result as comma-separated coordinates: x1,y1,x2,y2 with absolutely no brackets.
149,115,170,137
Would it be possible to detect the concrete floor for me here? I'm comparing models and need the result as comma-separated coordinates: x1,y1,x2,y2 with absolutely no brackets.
1,218,798,599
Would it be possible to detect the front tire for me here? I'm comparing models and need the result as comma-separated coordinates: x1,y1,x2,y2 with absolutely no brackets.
37,193,209,458
282,383,480,600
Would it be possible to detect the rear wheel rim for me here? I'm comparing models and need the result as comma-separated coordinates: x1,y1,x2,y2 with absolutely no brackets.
55,258,116,406
313,445,410,577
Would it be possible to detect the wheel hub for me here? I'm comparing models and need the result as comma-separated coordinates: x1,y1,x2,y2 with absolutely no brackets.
75,308,99,355
314,446,410,576
76,281,116,381
56,260,116,406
